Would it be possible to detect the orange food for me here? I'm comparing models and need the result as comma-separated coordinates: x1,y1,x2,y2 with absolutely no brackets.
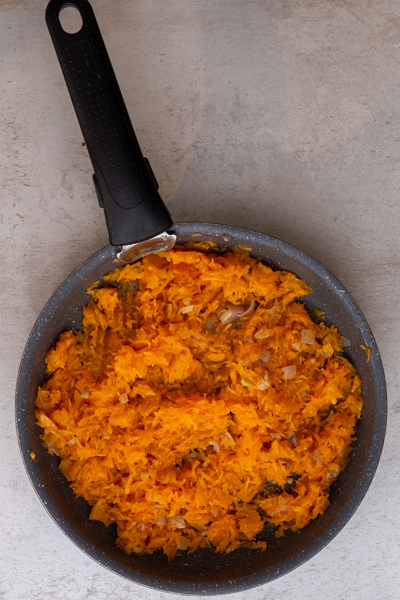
35,244,363,559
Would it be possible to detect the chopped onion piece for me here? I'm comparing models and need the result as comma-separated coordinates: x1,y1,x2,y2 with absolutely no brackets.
321,498,330,511
287,432,299,447
282,365,296,380
177,541,188,551
133,546,144,554
241,357,249,366
257,372,270,390
219,304,245,324
252,359,264,368
192,523,207,532
259,350,270,363
269,432,281,440
301,329,316,345
209,441,220,452
325,469,341,482
119,392,129,404
218,300,256,325
219,309,236,325
80,390,89,399
267,299,278,314
137,523,146,531
181,304,194,314
254,327,269,339
292,342,302,351
66,439,76,446
240,299,256,317
257,380,268,391
221,431,235,443
156,516,167,525
312,454,323,463
168,516,186,529
341,336,350,348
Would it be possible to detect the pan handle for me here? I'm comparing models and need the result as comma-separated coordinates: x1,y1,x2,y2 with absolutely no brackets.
45,0,173,247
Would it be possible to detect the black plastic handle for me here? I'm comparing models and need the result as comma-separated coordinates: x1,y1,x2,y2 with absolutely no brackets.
45,0,173,246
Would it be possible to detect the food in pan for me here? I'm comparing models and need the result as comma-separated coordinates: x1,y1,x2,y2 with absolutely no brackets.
35,244,363,559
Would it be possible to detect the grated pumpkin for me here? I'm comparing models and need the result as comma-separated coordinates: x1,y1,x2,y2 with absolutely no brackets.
35,244,363,559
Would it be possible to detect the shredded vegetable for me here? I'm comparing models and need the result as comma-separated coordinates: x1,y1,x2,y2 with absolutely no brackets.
35,244,363,559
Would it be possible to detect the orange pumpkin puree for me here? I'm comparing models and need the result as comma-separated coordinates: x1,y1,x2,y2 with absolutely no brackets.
35,244,363,559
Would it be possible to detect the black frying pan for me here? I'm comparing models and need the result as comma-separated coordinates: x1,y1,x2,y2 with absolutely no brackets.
16,0,387,594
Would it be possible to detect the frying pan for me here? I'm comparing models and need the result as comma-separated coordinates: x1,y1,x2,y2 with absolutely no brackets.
16,0,387,594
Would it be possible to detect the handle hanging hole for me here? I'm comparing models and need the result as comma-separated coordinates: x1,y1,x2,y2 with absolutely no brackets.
59,5,83,34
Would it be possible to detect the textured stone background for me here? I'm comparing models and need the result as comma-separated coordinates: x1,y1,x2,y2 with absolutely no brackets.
1,1,399,598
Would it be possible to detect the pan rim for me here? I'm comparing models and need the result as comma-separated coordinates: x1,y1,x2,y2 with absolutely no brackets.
15,221,387,595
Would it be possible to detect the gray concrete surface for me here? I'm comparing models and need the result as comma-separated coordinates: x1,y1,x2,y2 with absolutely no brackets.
1,1,399,598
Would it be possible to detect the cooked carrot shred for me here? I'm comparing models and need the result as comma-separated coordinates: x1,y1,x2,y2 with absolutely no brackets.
360,344,372,363
35,244,363,559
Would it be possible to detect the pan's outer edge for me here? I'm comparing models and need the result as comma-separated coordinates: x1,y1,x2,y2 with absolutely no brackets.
15,222,387,595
